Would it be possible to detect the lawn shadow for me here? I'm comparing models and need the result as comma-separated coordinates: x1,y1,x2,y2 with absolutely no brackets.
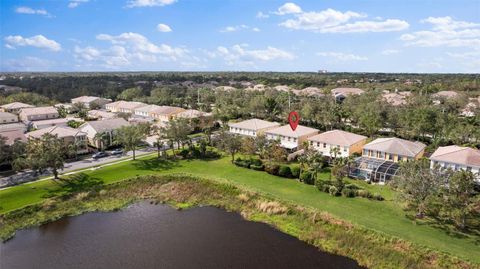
46,173,104,197
407,214,480,241
131,158,182,171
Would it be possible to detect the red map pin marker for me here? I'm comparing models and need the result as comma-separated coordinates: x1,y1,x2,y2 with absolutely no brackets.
288,111,300,131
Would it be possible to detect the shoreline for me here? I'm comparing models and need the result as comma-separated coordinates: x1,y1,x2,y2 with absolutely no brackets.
1,174,477,269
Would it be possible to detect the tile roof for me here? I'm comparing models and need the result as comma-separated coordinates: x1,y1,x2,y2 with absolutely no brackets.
1,102,34,110
81,118,130,133
150,106,185,115
229,118,280,131
364,137,426,158
331,87,365,96
19,106,58,116
71,96,107,103
134,104,162,113
0,129,27,145
26,126,86,139
266,124,319,138
32,118,70,126
0,111,17,119
88,110,116,119
308,130,367,146
176,109,212,119
431,146,480,167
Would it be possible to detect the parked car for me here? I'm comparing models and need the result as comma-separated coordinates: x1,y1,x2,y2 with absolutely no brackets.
92,151,109,159
110,148,124,155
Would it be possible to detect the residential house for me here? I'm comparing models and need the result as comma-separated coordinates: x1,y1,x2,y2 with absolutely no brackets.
87,110,117,120
362,137,426,162
105,101,146,114
229,118,280,137
430,146,480,181
0,112,18,124
26,126,89,154
133,104,161,118
175,109,213,120
149,106,185,122
54,103,75,113
32,118,70,130
382,91,411,106
71,96,112,109
265,124,319,150
349,138,426,183
331,87,364,102
79,118,130,149
0,129,27,145
19,106,59,122
0,122,27,133
308,130,367,158
0,102,34,114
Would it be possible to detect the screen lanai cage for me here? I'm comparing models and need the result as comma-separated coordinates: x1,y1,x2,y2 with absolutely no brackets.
348,157,400,183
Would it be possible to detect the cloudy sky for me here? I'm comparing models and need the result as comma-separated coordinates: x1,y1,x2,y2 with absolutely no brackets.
1,0,479,73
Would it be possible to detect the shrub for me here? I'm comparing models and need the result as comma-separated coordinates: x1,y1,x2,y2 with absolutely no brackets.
315,179,332,191
300,171,315,185
250,158,263,166
372,193,385,201
291,166,300,178
256,201,288,215
356,189,373,199
278,165,292,178
341,188,356,198
179,149,190,158
344,184,362,190
329,186,340,196
250,164,264,171
265,164,280,175
321,184,332,193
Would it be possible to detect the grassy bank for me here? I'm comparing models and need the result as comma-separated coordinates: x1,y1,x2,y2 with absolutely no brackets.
0,155,479,265
1,174,477,269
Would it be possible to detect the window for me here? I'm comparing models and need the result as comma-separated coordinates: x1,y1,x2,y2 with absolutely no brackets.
466,166,472,171
323,143,326,148
317,142,320,147
343,146,347,152
293,138,297,142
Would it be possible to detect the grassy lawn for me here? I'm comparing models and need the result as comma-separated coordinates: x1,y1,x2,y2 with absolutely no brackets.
0,155,479,264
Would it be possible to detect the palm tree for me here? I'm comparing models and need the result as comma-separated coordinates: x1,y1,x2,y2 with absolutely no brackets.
94,132,110,151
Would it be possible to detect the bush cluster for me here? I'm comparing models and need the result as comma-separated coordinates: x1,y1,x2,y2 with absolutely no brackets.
177,147,221,159
315,179,384,200
234,157,264,170
234,158,300,180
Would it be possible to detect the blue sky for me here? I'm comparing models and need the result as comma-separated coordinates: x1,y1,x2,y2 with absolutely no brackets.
1,0,479,73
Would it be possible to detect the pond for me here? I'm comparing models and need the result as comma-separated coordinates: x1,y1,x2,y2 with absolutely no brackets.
1,202,364,269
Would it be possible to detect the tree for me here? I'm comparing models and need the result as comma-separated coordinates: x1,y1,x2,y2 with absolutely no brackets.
72,102,88,119
117,87,143,101
0,136,9,165
94,132,110,151
306,150,324,182
241,136,256,156
114,125,147,160
394,159,442,218
440,170,479,230
217,132,242,162
266,140,287,163
164,119,192,154
22,134,66,179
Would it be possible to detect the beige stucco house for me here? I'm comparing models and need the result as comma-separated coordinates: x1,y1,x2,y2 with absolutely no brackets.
265,124,319,150
79,118,130,148
362,137,426,162
26,126,89,154
308,130,367,158
71,96,112,109
229,119,280,137
0,102,35,114
19,106,59,122
0,112,18,124
149,106,185,122
430,145,480,181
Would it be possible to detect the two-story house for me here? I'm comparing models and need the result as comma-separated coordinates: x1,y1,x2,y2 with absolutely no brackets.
265,124,319,150
430,145,480,181
229,119,280,137
308,130,367,158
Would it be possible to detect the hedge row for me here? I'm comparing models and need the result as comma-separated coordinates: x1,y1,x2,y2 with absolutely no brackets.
234,158,302,179
315,180,384,200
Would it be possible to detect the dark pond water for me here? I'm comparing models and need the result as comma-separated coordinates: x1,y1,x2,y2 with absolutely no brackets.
1,202,363,269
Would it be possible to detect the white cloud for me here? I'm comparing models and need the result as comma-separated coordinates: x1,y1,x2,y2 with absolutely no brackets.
317,51,368,61
256,11,269,19
68,0,90,8
278,5,409,33
2,57,54,71
126,0,176,8
74,32,193,69
220,25,260,33
275,3,302,15
400,16,480,48
381,49,400,55
212,44,294,66
15,6,50,16
4,35,61,51
157,23,172,32
446,50,480,70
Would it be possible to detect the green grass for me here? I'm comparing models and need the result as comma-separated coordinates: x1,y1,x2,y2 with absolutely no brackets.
0,155,479,264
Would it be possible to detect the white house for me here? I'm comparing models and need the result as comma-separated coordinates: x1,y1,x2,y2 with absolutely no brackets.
265,124,319,150
133,105,161,118
430,145,480,181
229,118,280,137
0,112,18,124
0,102,34,114
79,118,130,148
19,106,59,122
71,96,112,109
308,130,367,158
